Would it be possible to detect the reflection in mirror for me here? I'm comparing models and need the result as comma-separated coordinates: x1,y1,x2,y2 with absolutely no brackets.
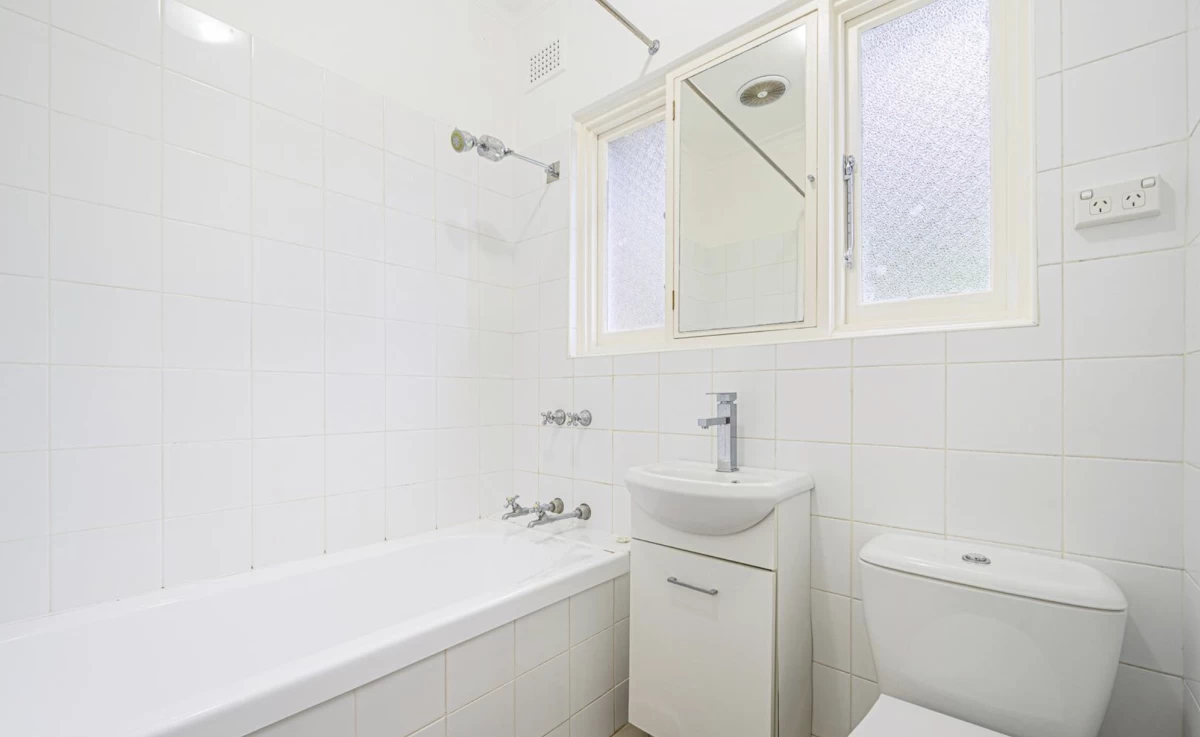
677,25,808,333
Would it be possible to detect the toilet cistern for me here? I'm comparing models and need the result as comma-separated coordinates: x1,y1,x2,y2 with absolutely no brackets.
697,392,738,472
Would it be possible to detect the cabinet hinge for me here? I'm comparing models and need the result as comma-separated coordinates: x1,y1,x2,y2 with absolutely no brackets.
671,290,676,310
672,101,676,120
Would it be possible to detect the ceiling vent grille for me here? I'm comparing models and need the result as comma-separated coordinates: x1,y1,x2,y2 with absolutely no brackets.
528,38,565,90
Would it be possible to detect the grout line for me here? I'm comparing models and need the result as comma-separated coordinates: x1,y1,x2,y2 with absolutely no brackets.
44,0,54,616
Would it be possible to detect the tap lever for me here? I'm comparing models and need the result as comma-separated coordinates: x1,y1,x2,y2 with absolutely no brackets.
707,392,738,403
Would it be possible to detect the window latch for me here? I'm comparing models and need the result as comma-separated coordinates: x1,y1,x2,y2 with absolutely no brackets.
842,154,856,269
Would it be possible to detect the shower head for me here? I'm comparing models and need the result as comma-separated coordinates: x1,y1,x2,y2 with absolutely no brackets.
450,128,476,154
448,127,561,183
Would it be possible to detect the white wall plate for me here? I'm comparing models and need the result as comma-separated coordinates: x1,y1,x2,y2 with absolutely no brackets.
1073,175,1161,230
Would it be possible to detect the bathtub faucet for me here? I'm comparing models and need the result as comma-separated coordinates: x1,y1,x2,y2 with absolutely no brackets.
528,503,592,528
502,495,564,520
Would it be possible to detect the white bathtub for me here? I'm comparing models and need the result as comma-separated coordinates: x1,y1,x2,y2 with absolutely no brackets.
0,520,629,737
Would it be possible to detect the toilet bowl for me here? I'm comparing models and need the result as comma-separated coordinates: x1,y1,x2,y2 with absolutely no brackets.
851,535,1128,737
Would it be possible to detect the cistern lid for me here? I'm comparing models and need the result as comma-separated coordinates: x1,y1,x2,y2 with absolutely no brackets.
860,534,1127,612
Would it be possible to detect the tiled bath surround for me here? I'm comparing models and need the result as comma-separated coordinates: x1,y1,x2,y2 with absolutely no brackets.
248,578,631,737
0,0,520,620
511,1,1200,735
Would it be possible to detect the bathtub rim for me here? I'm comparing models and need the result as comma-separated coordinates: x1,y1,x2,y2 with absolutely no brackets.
1,519,630,737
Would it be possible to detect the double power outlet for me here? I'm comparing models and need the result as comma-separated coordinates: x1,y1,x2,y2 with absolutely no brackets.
1074,175,1161,229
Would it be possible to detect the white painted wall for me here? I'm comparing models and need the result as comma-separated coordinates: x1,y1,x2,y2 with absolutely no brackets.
509,1,1193,736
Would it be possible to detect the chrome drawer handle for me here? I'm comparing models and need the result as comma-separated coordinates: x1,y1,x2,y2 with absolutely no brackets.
667,576,718,596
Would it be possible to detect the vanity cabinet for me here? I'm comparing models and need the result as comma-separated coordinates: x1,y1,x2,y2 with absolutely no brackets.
628,492,812,737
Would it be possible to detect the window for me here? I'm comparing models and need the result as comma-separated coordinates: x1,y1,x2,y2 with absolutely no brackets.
838,0,1034,332
571,0,1034,357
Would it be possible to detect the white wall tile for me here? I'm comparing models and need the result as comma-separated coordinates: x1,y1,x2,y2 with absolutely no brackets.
1036,75,1062,171
324,73,383,147
0,537,49,623
947,361,1062,454
326,192,385,260
253,172,324,249
850,599,876,681
813,516,851,596
1065,250,1184,358
812,589,851,672
50,112,157,212
447,623,515,711
0,451,47,542
251,693,354,737
852,366,944,448
51,0,159,62
1064,358,1183,461
163,508,250,586
253,372,323,439
571,580,614,646
383,100,436,167
326,432,385,495
50,366,159,449
51,197,161,290
777,441,851,519
1062,0,1185,68
51,520,161,611
0,274,47,362
852,445,944,533
0,96,47,193
163,440,250,517
515,653,569,737
326,253,386,317
1065,457,1183,567
163,369,251,443
1063,36,1187,165
163,72,251,165
386,154,437,220
325,488,384,552
252,305,323,373
570,688,613,737
813,662,851,737
946,451,1062,550
0,365,47,452
251,39,322,125
50,281,160,367
162,1,250,97
1038,171,1063,265
570,627,613,713
0,8,47,106
853,333,944,367
50,445,159,533
163,295,250,370
1072,554,1183,675
777,369,852,443
252,435,324,505
356,653,446,737
253,104,323,187
1033,0,1061,77
326,132,384,204
326,314,385,375
447,682,513,737
252,498,323,567
0,185,49,277
1099,665,1183,737
163,145,251,233
253,238,323,309
49,28,161,140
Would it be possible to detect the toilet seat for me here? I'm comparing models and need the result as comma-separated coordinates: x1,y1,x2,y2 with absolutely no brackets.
850,695,1009,737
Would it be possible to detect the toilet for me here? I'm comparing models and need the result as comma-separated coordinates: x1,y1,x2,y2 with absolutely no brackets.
852,534,1128,737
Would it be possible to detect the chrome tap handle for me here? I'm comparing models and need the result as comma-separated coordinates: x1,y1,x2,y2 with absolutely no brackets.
576,410,592,427
540,411,553,425
504,495,520,511
547,409,566,426
565,412,580,426
707,392,738,403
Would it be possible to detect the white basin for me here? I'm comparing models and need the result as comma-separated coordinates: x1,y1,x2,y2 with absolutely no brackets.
625,461,814,536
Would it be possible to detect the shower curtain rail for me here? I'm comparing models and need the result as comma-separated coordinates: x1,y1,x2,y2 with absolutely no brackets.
594,0,660,55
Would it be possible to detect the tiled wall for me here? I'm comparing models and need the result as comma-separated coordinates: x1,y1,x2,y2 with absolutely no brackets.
248,577,631,737
1184,8,1200,736
512,1,1195,736
0,0,519,622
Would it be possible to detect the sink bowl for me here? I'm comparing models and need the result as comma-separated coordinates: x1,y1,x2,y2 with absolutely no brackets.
625,461,813,536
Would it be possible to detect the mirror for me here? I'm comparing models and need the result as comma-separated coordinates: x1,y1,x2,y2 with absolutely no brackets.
676,23,811,334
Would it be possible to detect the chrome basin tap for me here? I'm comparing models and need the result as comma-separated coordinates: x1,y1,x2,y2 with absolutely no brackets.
528,503,592,528
698,392,738,473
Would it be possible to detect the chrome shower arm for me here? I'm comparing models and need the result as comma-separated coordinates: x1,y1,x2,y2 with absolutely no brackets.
504,149,560,181
594,0,660,56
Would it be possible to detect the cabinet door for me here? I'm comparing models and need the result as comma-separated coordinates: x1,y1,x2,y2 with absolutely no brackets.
629,540,776,737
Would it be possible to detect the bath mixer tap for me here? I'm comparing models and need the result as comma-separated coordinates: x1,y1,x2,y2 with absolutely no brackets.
527,503,592,528
698,392,738,473
502,495,564,520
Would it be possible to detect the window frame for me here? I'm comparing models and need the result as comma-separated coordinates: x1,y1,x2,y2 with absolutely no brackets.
833,0,1036,334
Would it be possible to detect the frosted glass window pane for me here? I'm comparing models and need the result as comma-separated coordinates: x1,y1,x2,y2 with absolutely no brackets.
606,120,666,332
858,0,991,304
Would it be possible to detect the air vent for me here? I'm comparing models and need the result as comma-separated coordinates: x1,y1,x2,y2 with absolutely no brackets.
528,38,565,90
